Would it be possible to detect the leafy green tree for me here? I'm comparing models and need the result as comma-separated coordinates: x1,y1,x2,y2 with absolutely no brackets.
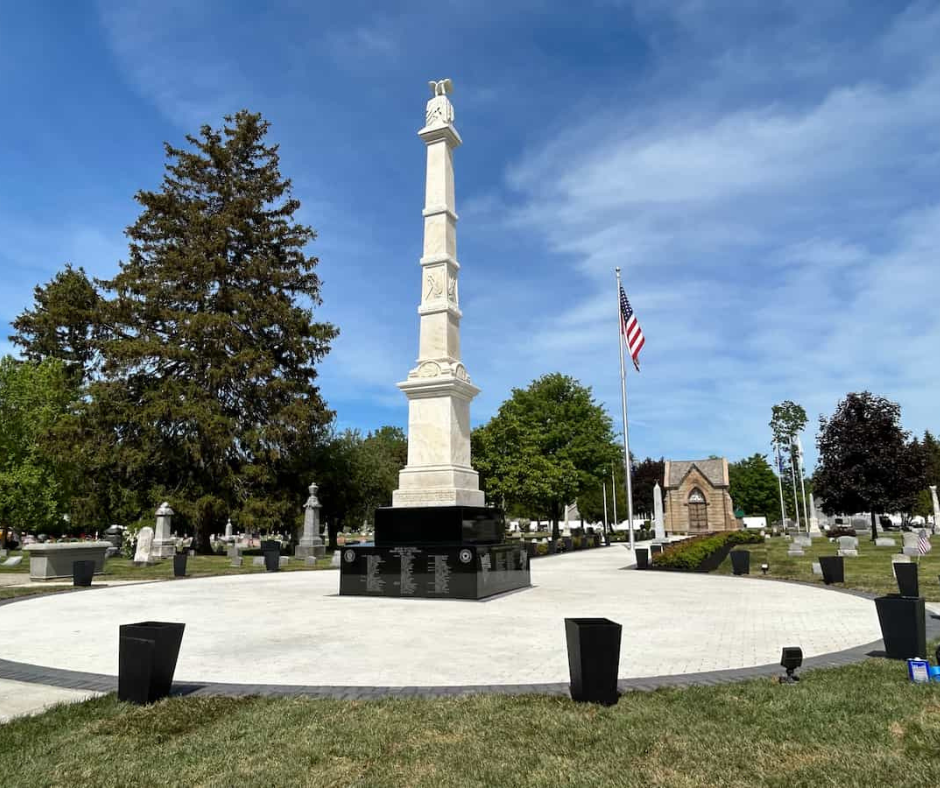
814,392,926,540
472,373,618,539
0,357,74,545
770,400,808,446
10,264,101,386
729,453,781,521
85,111,337,551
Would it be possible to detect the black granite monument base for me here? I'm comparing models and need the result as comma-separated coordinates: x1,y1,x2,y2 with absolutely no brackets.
339,543,530,600
340,505,531,600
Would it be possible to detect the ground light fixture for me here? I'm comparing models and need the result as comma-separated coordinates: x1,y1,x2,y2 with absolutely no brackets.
780,646,803,684
761,563,769,575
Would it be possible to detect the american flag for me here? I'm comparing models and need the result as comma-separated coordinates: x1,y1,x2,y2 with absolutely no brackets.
918,528,932,555
619,285,645,372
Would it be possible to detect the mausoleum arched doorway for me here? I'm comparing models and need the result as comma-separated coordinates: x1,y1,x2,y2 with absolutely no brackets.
688,488,708,532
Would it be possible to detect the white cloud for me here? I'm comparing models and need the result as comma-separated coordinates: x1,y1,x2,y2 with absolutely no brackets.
476,33,940,468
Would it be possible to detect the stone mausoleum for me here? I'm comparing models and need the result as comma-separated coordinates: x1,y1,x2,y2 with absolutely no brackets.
662,458,738,534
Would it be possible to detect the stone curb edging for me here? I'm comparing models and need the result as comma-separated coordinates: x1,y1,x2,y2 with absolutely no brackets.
1,574,937,701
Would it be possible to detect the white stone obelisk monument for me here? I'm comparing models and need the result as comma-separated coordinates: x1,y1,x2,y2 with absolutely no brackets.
653,482,665,540
392,79,485,509
930,485,940,534
808,493,821,535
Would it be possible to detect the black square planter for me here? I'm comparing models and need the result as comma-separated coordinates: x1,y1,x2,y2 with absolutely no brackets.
261,539,281,554
635,548,649,570
263,549,280,572
173,554,188,578
819,556,844,585
874,595,926,659
565,618,622,706
894,562,918,597
118,621,185,704
730,550,750,575
72,560,95,587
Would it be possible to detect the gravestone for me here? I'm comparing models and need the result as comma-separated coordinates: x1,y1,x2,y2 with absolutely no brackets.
838,536,859,551
279,556,289,568
305,556,317,567
151,502,176,559
2,556,22,567
228,544,241,568
811,562,822,576
224,517,233,541
0,548,7,558
133,527,155,565
331,551,341,568
892,554,911,564
787,546,804,557
252,557,264,567
794,535,812,548
902,532,920,556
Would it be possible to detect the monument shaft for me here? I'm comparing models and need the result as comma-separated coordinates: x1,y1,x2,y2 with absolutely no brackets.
392,83,484,508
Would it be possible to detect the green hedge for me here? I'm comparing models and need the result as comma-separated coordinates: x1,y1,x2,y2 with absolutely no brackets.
654,531,763,571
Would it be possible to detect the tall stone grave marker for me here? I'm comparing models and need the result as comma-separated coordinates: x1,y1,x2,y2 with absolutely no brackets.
339,79,529,600
808,493,821,535
296,481,326,560
653,482,665,540
152,502,176,559
930,485,939,534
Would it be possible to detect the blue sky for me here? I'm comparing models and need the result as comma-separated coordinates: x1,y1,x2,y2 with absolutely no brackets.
1,0,938,471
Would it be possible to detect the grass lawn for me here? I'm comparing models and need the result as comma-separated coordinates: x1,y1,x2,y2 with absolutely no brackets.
714,534,940,602
0,552,335,583
1,654,939,787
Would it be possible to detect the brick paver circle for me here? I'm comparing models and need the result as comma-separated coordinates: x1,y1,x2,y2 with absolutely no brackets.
0,547,891,695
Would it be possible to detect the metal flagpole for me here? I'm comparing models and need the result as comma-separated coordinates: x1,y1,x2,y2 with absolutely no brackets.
615,268,636,553
611,466,618,530
787,435,802,532
602,481,609,544
774,440,788,529
795,435,811,531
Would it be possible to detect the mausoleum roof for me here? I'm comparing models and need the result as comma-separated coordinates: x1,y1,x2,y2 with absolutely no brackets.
666,459,727,489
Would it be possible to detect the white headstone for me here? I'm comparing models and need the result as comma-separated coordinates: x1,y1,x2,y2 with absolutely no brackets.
838,535,858,551
330,551,341,568
225,518,233,540
134,527,155,564
279,556,289,567
252,556,264,566
811,562,822,576
305,556,317,567
653,482,665,540
2,556,22,567
902,532,919,549
874,537,896,547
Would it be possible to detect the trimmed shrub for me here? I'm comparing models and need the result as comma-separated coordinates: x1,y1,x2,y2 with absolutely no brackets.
655,531,763,571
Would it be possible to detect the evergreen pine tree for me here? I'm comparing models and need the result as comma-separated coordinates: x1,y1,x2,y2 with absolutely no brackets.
91,111,337,549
